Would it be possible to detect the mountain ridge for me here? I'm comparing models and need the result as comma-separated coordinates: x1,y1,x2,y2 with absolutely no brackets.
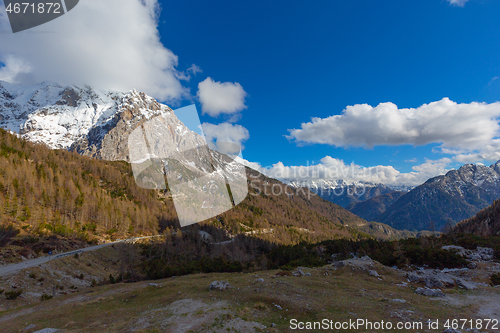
373,161,500,231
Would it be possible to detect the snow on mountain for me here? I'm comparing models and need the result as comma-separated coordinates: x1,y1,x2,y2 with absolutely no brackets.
375,161,500,231
0,81,126,149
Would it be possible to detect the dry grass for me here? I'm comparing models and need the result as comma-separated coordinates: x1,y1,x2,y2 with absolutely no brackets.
0,259,499,332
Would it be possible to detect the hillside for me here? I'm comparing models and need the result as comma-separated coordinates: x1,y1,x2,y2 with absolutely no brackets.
346,191,405,221
0,128,371,257
453,199,500,236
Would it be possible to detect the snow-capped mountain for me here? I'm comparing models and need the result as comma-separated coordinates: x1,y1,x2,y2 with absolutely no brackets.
373,161,500,231
0,81,126,149
0,81,199,162
283,178,404,208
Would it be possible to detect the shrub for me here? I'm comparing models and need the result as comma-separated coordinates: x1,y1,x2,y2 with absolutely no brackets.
28,272,36,279
107,228,118,235
491,273,500,286
5,289,23,300
40,293,53,301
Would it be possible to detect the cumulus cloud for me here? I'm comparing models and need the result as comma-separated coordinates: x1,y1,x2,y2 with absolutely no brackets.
197,77,247,118
288,98,500,158
238,156,452,187
0,0,189,102
202,122,249,155
447,0,470,6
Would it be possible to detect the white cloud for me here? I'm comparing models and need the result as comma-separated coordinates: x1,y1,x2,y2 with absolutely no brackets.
447,0,470,7
202,122,249,155
489,76,499,86
187,64,203,76
197,77,247,118
0,0,189,102
176,64,203,82
288,98,500,161
238,156,453,187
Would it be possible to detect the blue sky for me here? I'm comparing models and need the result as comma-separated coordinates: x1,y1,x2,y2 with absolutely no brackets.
156,0,500,184
1,0,500,185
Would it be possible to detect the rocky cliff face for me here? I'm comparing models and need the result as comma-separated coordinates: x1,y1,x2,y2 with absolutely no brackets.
69,89,176,161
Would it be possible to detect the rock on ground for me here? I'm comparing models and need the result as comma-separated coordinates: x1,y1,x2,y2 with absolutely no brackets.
415,287,445,297
209,281,232,291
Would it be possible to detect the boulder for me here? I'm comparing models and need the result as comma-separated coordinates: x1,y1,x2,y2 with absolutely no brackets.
407,272,421,283
209,281,232,291
454,278,478,290
293,268,311,277
332,261,345,269
415,287,445,297
476,247,494,261
467,262,478,269
407,270,455,288
368,270,380,277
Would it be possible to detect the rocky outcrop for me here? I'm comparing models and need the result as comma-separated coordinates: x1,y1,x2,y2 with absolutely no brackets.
407,269,478,290
441,246,495,261
70,90,175,162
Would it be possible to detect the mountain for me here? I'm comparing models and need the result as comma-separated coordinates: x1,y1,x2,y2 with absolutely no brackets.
374,162,500,231
346,191,406,221
0,81,382,243
453,199,500,236
0,81,190,162
284,179,404,208
0,81,125,149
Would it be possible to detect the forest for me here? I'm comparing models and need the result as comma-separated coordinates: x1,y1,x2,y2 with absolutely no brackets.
0,128,368,248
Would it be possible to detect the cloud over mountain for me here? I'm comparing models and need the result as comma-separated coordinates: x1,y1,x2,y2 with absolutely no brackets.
239,156,452,187
0,0,189,102
197,77,247,118
202,122,249,155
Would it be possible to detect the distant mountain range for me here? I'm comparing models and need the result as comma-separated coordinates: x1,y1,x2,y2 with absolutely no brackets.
374,161,500,231
284,179,412,208
300,162,500,232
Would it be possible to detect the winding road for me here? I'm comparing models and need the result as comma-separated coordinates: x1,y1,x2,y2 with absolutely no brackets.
0,235,162,277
